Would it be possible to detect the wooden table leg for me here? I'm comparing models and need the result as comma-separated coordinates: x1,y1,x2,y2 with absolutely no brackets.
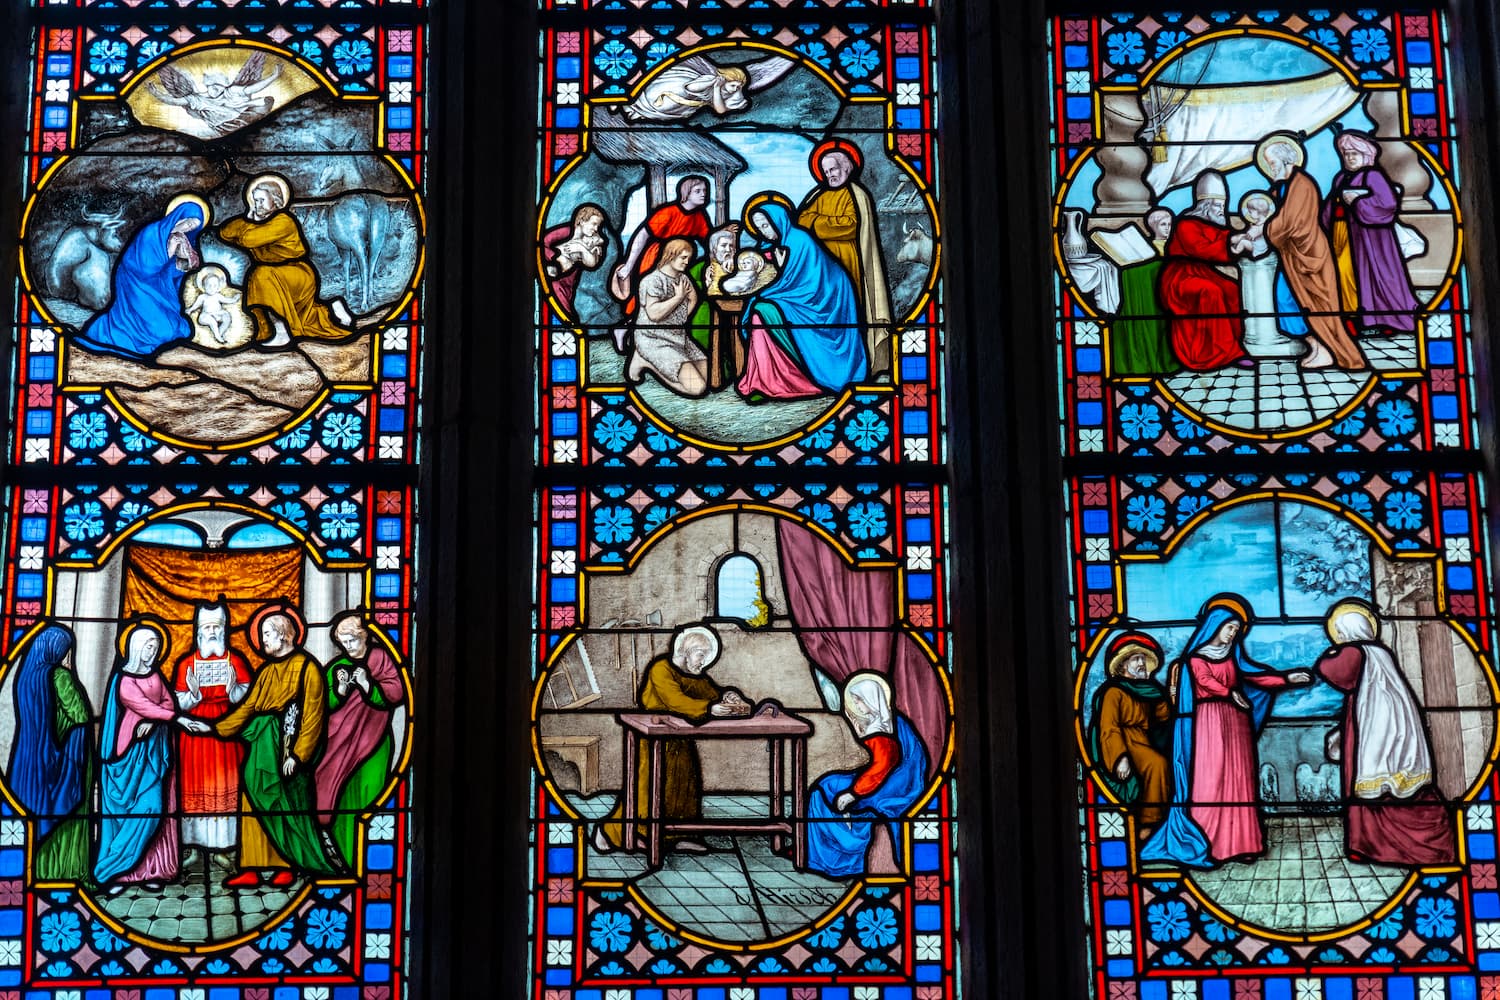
709,307,725,390
770,738,784,853
792,736,807,869
648,737,664,869
622,729,638,853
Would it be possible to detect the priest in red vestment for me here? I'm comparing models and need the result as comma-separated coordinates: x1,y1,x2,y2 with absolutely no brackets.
609,175,713,349
1158,171,1250,371
172,602,253,853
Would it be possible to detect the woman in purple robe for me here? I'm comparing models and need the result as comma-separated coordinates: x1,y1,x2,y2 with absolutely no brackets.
314,612,405,865
1320,130,1423,334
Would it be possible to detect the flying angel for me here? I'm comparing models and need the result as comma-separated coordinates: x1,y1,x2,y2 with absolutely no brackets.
622,54,796,124
146,52,283,136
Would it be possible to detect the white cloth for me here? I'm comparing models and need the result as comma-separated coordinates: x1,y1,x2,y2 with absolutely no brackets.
1336,611,1434,800
1066,254,1120,314
1145,72,1358,196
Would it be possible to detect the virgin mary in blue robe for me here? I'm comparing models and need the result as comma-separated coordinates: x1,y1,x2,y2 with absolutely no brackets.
7,625,92,881
75,199,207,359
806,673,928,877
738,200,867,394
1139,598,1282,869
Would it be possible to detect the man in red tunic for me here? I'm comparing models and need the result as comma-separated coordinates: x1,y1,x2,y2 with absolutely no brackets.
609,175,713,351
1158,170,1251,371
172,601,253,856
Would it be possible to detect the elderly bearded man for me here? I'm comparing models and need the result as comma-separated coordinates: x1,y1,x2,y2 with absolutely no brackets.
594,624,750,854
173,601,253,857
216,604,341,885
1088,633,1173,841
798,142,893,377
218,173,353,346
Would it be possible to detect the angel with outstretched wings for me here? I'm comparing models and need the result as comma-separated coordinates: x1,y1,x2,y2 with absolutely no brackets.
622,54,795,124
146,52,283,136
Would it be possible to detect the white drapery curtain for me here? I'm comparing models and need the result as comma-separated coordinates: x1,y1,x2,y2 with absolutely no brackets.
1145,72,1359,196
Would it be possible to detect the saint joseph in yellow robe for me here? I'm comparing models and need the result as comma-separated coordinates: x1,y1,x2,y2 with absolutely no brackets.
599,654,724,849
219,187,350,344
798,151,893,378
217,641,339,876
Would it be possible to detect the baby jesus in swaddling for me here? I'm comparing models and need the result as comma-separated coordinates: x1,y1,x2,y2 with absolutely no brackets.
720,250,778,296
186,268,242,344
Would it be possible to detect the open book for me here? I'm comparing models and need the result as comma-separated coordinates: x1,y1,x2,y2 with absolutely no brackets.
1091,225,1157,267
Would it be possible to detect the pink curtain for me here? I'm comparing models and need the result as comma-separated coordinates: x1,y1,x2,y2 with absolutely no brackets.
776,519,948,772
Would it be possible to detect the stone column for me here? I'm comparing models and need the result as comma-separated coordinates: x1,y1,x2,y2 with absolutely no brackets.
1365,90,1434,211
1094,92,1154,217
1417,599,1464,796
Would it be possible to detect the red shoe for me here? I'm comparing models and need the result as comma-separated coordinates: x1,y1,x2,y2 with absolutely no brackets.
224,870,259,888
269,870,296,887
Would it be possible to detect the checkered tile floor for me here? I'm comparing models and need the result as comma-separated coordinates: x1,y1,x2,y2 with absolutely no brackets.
1162,333,1417,434
1186,816,1409,934
576,793,852,943
99,847,305,944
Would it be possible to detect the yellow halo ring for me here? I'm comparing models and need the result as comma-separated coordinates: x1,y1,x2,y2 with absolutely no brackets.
244,173,292,210
165,192,211,228
1254,131,1306,180
742,191,795,231
1326,598,1380,642
1203,594,1252,623
114,615,170,665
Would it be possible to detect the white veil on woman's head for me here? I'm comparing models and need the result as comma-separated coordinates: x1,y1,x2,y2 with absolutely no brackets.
842,671,894,737
121,621,166,674
1325,599,1434,799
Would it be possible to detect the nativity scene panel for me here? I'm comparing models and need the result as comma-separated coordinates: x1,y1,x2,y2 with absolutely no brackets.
537,36,941,460
19,41,423,450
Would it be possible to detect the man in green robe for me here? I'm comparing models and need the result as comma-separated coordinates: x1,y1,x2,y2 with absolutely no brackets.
216,607,341,884
315,612,405,865
1110,208,1181,377
594,624,749,853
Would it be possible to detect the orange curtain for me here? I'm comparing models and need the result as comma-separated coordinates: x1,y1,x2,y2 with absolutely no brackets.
121,543,304,670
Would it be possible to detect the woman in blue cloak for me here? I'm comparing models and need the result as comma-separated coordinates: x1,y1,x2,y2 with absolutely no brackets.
1139,595,1311,868
806,672,929,877
6,624,93,882
75,195,209,359
95,619,211,891
735,195,867,400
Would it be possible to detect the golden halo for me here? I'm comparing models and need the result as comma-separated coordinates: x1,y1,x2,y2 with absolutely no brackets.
1254,131,1306,180
245,173,292,210
165,192,211,228
1326,599,1380,642
114,616,170,665
742,191,795,231
1203,594,1252,624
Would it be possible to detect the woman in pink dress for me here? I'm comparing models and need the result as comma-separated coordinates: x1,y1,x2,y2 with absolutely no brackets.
1141,596,1311,867
95,619,212,891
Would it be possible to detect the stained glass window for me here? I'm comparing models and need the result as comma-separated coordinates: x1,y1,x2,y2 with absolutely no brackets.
530,2,958,997
1053,8,1500,998
2,0,427,993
